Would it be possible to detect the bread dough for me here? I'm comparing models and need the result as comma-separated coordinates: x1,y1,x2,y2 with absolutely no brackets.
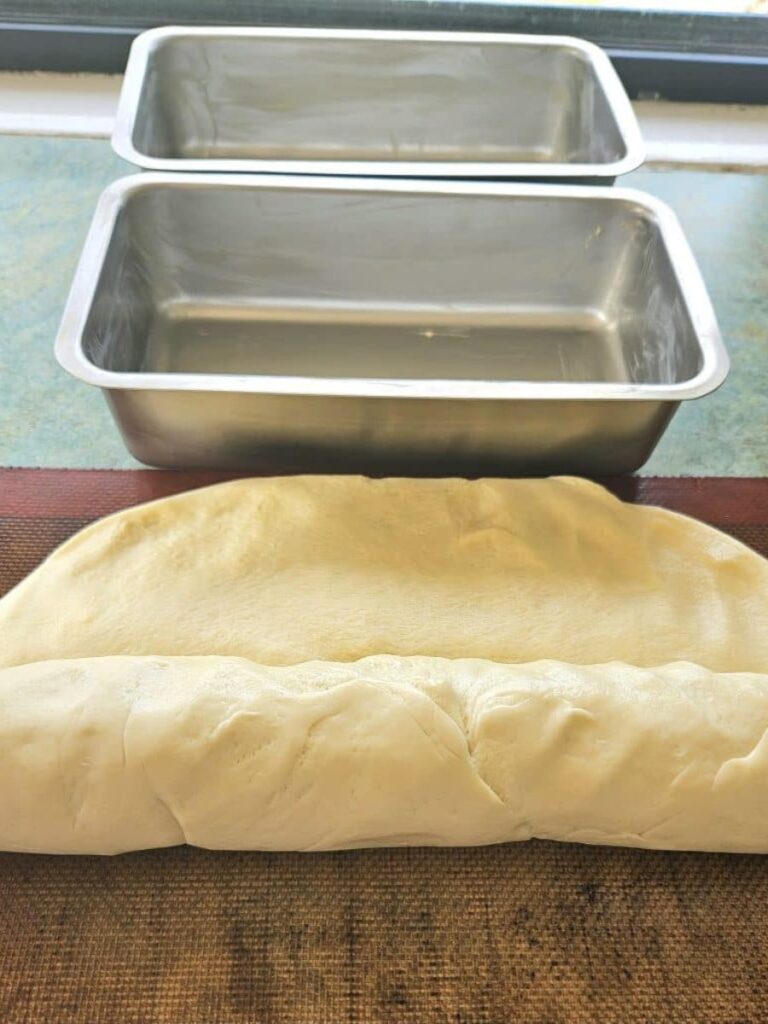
3,653,768,855
2,476,767,855
1,476,766,672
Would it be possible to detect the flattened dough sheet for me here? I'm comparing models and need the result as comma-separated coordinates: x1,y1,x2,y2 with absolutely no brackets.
1,475,766,672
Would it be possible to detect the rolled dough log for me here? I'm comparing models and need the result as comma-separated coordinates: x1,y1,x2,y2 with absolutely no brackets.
3,654,768,855
0,476,766,672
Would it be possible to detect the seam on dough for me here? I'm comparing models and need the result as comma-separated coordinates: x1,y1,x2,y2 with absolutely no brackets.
451,687,521,809
209,706,260,743
120,703,131,771
463,718,507,807
139,759,187,846
636,814,682,839
712,727,768,791
71,793,88,834
369,677,509,809
303,831,446,852
64,698,90,829
279,707,345,802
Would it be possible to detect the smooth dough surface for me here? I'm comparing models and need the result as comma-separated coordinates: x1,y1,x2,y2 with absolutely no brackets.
1,475,767,672
3,654,768,855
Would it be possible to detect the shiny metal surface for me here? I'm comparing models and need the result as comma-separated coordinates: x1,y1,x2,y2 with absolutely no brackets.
113,27,644,182
56,174,727,474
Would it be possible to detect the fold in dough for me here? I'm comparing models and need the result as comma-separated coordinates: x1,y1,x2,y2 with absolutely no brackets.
1,475,767,672
3,654,768,855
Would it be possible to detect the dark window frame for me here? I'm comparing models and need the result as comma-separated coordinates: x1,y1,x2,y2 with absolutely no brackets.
1,1,767,103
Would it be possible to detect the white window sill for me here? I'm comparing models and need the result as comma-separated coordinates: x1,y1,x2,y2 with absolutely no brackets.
0,71,766,172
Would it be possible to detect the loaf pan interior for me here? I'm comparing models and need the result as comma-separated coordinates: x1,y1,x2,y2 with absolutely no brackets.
81,182,705,391
125,31,630,169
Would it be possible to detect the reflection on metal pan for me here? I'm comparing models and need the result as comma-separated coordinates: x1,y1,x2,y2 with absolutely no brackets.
113,27,644,182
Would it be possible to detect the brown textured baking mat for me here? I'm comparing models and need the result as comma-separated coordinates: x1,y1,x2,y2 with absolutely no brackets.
1,469,767,1024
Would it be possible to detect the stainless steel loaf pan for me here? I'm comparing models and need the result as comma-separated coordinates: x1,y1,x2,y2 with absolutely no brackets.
56,174,727,475
112,27,644,183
